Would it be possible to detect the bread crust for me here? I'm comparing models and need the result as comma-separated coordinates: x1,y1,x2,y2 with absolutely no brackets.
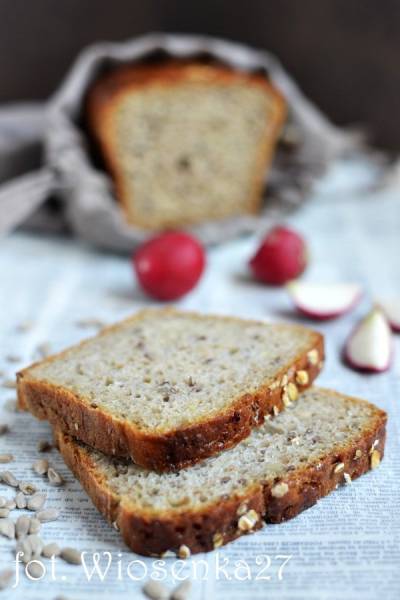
54,392,387,556
86,60,287,229
17,309,324,472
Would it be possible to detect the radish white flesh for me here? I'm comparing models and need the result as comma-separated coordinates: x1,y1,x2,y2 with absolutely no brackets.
345,308,392,372
288,282,362,320
379,300,400,332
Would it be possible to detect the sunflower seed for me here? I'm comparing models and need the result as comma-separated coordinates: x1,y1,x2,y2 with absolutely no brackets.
42,542,61,558
0,424,10,435
60,547,82,565
47,467,64,487
28,517,41,534
37,439,52,453
27,534,44,558
171,580,192,600
27,492,46,512
0,518,15,539
36,508,59,523
2,380,16,389
0,470,19,487
32,458,49,476
19,482,37,496
16,515,30,538
0,569,13,590
5,498,16,510
142,580,169,600
0,454,14,464
15,491,27,509
0,508,10,518
15,538,32,563
4,399,17,412
26,561,44,579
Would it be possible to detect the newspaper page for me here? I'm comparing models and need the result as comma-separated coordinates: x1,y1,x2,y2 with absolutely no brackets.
1,172,399,599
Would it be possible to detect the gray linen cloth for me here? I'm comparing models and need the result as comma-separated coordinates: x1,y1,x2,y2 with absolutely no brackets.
0,33,362,251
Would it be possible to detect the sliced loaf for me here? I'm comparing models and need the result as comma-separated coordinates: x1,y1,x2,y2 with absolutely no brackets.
17,308,323,471
86,60,286,229
54,387,387,556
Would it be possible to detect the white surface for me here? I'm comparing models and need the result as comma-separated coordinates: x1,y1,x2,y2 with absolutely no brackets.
0,173,400,600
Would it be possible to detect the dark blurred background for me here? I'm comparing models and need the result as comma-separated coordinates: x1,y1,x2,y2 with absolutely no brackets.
0,0,398,150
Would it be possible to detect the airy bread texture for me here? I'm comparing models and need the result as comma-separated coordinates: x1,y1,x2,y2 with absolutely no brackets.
54,388,387,556
17,308,323,471
86,60,286,229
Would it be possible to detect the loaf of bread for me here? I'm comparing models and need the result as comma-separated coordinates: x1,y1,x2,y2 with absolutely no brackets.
86,60,286,229
17,308,323,471
54,387,386,556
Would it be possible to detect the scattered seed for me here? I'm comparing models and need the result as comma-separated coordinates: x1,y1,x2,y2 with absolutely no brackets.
0,569,13,590
0,470,19,487
28,517,41,534
37,440,52,452
238,509,259,532
32,458,49,476
15,538,32,563
171,580,191,600
0,518,15,539
60,547,82,565
26,561,44,579
16,320,34,333
0,508,10,518
75,318,105,329
27,493,46,512
5,499,16,510
19,482,37,495
27,534,44,558
1,379,16,389
42,542,61,558
47,467,64,487
177,544,191,559
271,482,289,498
36,508,59,523
370,450,381,469
0,454,14,464
5,354,21,363
35,343,51,358
4,399,18,412
16,515,30,538
142,579,169,600
15,492,27,509
0,424,10,435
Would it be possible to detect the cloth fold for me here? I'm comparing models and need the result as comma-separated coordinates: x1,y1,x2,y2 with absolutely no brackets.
0,33,363,251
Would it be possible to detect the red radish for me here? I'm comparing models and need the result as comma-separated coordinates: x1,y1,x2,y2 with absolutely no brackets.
378,299,400,332
133,232,205,301
344,307,393,372
288,282,363,320
249,226,307,285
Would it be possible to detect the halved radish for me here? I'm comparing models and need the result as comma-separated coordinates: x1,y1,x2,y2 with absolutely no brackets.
344,307,393,372
378,299,400,332
287,282,363,320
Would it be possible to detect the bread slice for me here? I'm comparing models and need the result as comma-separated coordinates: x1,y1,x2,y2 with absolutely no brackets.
54,387,387,556
17,308,323,471
86,60,286,229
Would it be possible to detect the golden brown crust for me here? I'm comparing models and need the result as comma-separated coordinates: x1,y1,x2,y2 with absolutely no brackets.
17,309,324,472
54,394,387,556
86,60,287,229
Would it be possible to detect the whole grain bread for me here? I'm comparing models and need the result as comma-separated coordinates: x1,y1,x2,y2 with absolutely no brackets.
54,387,387,556
86,60,286,229
17,308,323,471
